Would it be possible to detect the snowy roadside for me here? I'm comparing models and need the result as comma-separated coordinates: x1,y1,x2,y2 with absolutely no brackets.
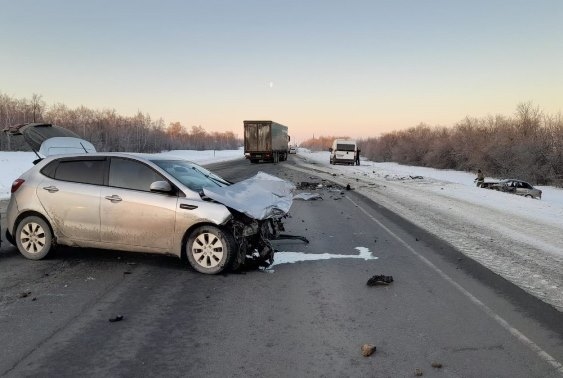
294,150,563,312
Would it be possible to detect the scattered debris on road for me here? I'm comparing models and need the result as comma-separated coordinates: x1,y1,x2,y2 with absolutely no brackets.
431,362,443,368
415,368,423,376
109,315,124,323
294,179,347,202
361,344,376,357
294,193,323,201
366,274,394,286
18,291,31,298
297,181,322,190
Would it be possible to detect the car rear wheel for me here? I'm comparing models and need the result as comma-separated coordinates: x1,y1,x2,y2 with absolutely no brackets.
15,216,53,260
186,225,235,274
525,194,533,198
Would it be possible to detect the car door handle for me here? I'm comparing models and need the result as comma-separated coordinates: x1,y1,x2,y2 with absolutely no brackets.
180,204,198,210
104,195,122,203
43,186,59,193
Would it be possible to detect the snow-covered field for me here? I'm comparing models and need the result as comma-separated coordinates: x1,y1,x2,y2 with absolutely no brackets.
1,148,562,311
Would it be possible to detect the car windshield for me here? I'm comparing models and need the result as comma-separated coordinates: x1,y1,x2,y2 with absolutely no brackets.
150,159,230,192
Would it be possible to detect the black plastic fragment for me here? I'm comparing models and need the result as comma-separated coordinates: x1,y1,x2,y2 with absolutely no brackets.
366,275,394,286
109,315,124,322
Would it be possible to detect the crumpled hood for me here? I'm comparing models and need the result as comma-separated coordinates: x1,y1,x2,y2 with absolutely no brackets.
203,172,295,220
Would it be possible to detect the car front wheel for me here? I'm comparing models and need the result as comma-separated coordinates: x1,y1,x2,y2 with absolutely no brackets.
15,216,53,260
186,225,236,274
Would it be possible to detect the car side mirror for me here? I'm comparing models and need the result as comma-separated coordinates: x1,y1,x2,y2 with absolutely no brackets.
328,147,333,152
150,181,172,193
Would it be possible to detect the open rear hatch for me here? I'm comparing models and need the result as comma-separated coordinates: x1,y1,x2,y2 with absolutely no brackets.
3,123,96,159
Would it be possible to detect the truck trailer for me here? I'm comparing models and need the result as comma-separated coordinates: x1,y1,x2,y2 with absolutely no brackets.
244,120,290,163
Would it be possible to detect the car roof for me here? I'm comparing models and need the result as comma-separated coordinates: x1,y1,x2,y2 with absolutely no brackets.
41,152,194,163
501,179,532,184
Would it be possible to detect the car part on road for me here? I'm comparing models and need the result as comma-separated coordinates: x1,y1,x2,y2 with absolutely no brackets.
229,214,309,271
366,274,394,286
293,193,323,200
268,217,310,243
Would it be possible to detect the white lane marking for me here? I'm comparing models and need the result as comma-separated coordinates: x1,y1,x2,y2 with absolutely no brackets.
270,247,377,268
346,196,563,374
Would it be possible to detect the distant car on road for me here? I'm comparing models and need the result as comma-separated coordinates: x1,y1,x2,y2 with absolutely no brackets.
488,179,542,199
289,146,297,154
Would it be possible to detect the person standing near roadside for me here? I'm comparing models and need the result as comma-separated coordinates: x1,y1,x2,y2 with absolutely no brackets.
475,169,484,187
355,148,361,166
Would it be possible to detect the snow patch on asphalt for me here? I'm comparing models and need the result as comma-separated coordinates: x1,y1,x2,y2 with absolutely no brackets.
270,247,377,268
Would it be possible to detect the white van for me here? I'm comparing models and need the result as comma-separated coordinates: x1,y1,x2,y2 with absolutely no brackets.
329,139,357,165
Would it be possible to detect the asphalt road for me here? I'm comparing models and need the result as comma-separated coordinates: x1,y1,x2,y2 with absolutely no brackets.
0,156,562,377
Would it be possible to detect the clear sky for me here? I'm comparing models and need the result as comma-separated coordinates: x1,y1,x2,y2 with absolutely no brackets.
1,0,561,143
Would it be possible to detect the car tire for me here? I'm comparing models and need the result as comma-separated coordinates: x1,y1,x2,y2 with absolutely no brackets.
186,225,236,274
525,194,533,198
15,216,53,260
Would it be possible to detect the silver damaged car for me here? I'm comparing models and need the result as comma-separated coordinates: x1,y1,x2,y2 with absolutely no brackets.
4,123,295,274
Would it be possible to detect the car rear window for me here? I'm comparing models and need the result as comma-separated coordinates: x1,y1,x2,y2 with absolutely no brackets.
53,159,105,185
336,143,355,151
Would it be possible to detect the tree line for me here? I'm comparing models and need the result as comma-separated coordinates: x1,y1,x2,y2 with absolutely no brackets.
301,103,563,186
0,93,242,152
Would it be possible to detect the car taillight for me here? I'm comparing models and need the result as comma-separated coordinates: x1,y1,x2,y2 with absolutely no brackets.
11,179,25,193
